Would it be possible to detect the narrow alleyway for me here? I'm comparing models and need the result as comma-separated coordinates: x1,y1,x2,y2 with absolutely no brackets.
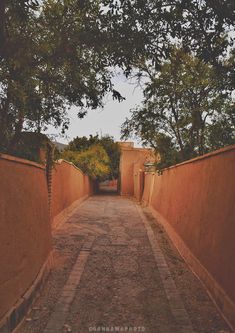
17,196,230,333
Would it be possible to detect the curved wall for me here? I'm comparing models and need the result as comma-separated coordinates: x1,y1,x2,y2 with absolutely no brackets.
51,160,93,222
0,154,51,319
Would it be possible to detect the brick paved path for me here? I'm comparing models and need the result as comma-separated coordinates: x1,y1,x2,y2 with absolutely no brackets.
17,195,230,333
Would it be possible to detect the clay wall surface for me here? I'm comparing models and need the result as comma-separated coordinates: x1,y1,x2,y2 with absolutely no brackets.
119,146,153,196
133,164,145,202
141,172,155,205
143,145,235,329
0,155,93,320
51,160,93,222
0,154,51,319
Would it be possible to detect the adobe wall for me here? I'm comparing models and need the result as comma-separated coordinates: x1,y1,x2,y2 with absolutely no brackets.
142,172,155,205
119,145,153,196
144,145,235,329
0,154,52,319
51,160,93,224
133,164,145,202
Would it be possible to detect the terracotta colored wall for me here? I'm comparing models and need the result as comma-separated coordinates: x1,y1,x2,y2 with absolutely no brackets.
119,147,153,196
51,160,93,221
144,145,235,328
0,154,51,319
142,172,155,205
133,165,145,202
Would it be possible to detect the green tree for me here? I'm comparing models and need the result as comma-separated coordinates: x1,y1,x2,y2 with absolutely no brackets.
121,50,235,168
67,135,100,152
0,1,69,153
66,134,120,179
61,144,110,180
0,0,124,154
101,0,234,73
0,0,234,157
0,1,39,57
99,136,120,179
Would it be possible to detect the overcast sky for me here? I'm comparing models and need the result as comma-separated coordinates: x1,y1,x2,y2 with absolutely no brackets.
46,74,145,147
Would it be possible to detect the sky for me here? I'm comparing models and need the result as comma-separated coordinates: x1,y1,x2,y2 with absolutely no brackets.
45,74,145,147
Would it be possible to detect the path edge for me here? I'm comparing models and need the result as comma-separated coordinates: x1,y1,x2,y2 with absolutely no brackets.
147,204,235,333
51,195,90,230
135,203,194,333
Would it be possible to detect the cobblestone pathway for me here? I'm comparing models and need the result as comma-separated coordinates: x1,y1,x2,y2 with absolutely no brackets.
17,195,230,333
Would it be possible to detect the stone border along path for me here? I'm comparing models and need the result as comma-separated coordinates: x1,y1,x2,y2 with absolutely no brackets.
44,236,95,333
136,205,194,333
16,195,230,333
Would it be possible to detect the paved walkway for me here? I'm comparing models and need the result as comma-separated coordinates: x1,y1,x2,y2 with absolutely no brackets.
17,195,230,333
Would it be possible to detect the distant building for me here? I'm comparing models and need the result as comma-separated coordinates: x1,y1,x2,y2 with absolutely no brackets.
118,141,156,196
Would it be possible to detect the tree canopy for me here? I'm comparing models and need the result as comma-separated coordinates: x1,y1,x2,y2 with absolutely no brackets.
64,134,120,179
121,49,235,168
0,0,124,154
61,144,111,180
0,0,234,159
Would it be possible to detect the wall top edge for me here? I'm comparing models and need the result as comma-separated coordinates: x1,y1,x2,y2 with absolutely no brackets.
0,153,45,170
55,159,87,176
120,147,153,152
160,144,235,173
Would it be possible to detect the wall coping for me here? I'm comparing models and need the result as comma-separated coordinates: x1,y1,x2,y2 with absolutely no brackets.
55,159,86,175
0,153,45,170
120,147,153,152
0,155,89,176
158,144,235,174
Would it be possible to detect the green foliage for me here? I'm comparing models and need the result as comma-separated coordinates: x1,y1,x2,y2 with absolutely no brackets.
0,0,234,159
67,135,100,152
66,134,120,179
121,49,235,169
152,134,181,170
98,136,120,179
205,105,235,151
10,132,50,163
61,144,111,180
101,0,234,74
0,0,69,153
0,0,124,154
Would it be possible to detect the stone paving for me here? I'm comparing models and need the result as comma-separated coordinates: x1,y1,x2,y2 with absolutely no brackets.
17,195,231,333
